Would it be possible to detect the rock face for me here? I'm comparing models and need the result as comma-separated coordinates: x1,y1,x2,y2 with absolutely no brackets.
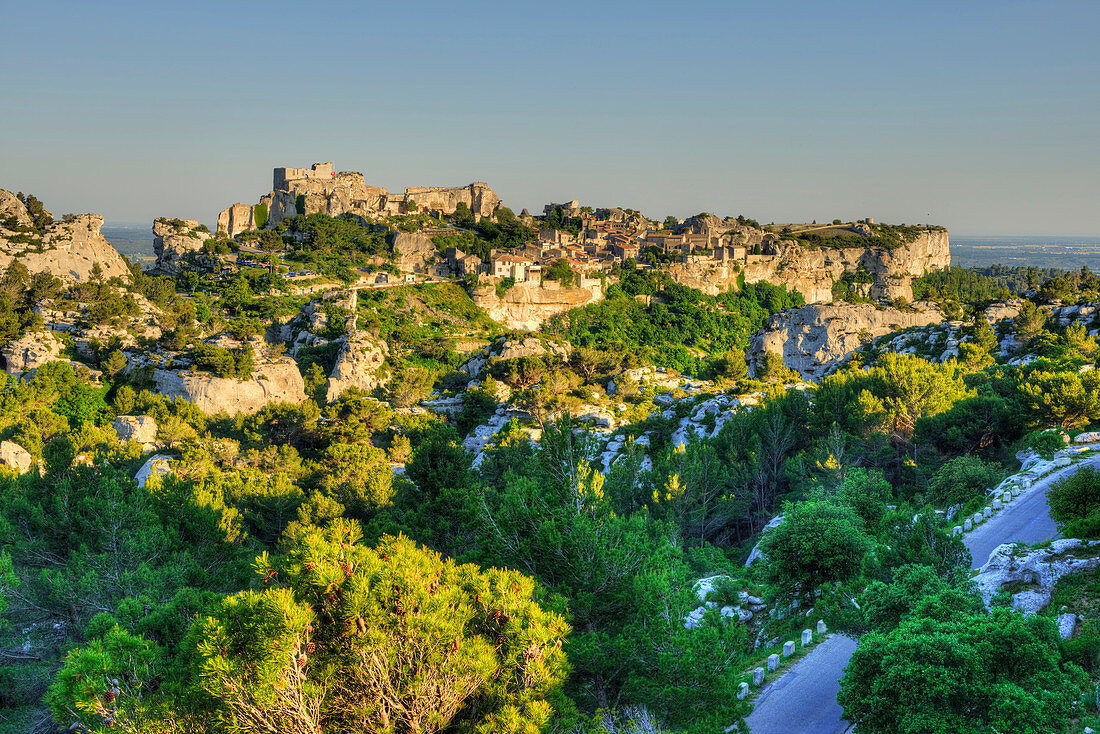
216,203,256,239
152,218,212,275
0,441,33,473
2,330,63,374
112,415,158,449
217,164,503,235
671,229,950,304
973,539,1100,615
393,233,437,274
403,183,501,219
470,280,604,331
152,359,307,416
325,333,389,401
0,190,132,283
748,302,943,381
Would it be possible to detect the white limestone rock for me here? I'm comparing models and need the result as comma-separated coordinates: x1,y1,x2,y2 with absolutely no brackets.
0,441,33,473
153,359,307,416
112,415,158,449
2,330,63,375
973,539,1100,615
135,454,173,488
325,332,389,401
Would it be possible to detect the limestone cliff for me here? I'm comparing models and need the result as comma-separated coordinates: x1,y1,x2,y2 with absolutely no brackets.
470,280,604,331
748,301,943,382
671,228,950,304
0,189,131,282
216,163,503,235
153,359,306,416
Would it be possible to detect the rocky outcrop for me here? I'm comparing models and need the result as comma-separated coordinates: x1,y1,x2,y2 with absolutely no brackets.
0,190,131,283
2,330,63,374
112,415,158,449
325,332,389,401
458,336,571,378
393,233,436,274
0,441,33,473
403,183,501,219
671,229,950,304
152,218,212,275
152,359,307,416
973,539,1100,615
216,203,256,238
470,280,604,331
748,302,943,381
0,190,32,227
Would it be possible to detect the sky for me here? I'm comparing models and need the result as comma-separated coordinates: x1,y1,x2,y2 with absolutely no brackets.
1,0,1097,236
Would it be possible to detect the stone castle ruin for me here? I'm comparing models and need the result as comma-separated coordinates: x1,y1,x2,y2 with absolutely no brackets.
217,163,502,237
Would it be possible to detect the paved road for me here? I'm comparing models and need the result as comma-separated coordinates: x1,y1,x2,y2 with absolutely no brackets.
965,453,1100,566
745,453,1095,734
744,635,858,734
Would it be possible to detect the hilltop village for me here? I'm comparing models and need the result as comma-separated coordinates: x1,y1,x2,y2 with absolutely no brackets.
213,163,950,305
1,166,1099,734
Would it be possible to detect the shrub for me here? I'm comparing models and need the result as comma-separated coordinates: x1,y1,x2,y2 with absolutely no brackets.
1047,465,1100,539
928,455,1003,507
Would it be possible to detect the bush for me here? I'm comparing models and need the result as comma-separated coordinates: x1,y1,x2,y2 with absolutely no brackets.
1047,465,1100,539
1022,428,1067,459
928,455,1003,507
191,343,254,380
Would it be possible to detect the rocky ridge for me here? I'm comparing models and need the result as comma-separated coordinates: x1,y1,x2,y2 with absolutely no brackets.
0,189,131,282
671,228,950,304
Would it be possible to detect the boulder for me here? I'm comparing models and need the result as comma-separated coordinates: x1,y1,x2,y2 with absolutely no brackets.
0,441,33,473
2,330,63,374
112,415,158,448
325,332,389,401
153,359,307,416
1057,613,1077,640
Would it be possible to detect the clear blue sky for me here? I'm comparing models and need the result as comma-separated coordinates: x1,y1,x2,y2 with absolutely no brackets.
1,0,1097,235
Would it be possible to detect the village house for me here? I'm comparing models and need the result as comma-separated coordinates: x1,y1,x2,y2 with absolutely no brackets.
445,247,483,278
490,251,533,281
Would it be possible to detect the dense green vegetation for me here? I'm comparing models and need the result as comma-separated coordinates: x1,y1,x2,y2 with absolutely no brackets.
4,193,1100,732
547,265,804,374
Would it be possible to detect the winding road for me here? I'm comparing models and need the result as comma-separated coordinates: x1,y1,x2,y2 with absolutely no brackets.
744,452,1100,734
